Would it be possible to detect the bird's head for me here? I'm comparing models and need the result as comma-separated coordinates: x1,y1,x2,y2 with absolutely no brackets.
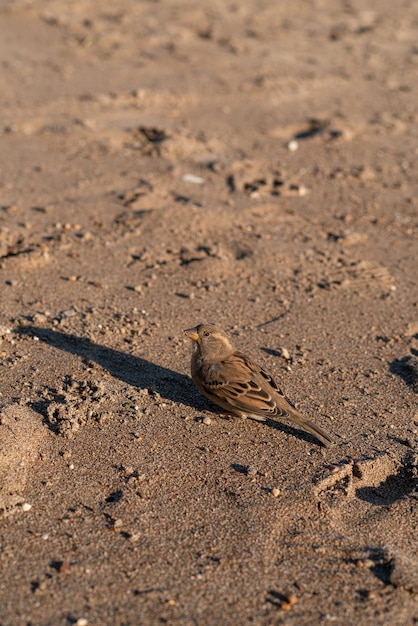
184,323,235,362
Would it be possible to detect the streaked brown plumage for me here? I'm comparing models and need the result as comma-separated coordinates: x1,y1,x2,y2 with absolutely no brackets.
184,323,333,447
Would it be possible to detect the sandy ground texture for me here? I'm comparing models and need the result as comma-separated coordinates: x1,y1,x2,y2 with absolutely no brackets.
1,0,418,624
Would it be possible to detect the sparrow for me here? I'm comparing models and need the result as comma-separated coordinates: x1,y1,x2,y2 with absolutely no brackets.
184,323,333,446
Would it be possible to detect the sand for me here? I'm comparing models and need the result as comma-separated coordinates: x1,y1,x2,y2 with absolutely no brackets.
0,0,417,624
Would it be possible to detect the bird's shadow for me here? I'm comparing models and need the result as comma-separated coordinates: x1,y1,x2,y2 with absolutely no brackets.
213,408,326,446
17,326,331,446
264,417,330,447
17,326,206,411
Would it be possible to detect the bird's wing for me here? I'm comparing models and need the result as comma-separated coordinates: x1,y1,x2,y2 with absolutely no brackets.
199,352,290,418
196,351,334,446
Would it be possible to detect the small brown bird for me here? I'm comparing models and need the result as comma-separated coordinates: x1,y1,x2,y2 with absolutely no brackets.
184,323,333,446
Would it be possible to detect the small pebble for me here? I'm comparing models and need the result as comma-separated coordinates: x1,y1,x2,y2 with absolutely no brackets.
21,503,32,512
280,347,290,360
287,593,297,606
202,416,212,425
76,619,88,626
271,487,281,498
58,560,71,574
288,140,299,152
280,593,297,610
182,173,205,184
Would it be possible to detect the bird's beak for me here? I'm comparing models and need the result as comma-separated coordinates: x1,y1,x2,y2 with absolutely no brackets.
184,326,199,342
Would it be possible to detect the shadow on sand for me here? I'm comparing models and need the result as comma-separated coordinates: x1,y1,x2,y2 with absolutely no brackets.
389,351,418,393
18,325,332,445
18,325,202,410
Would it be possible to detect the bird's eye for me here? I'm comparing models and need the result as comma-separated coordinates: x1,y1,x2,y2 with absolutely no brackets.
203,330,211,337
